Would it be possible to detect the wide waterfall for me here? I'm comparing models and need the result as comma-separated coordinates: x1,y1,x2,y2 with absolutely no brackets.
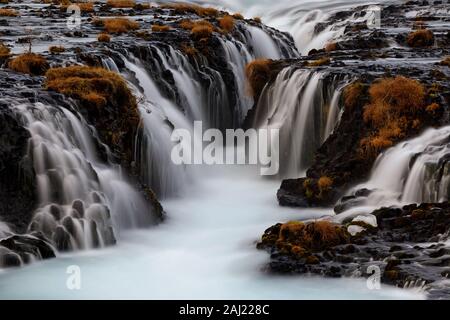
11,101,154,253
253,66,348,177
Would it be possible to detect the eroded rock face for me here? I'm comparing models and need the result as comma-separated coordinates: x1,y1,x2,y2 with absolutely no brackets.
258,203,450,299
0,103,36,234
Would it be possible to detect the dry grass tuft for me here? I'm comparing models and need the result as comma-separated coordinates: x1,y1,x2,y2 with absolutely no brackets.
151,24,171,32
97,33,111,42
343,81,364,110
190,20,214,40
232,13,244,20
0,8,19,16
0,43,11,58
253,16,261,23
102,18,139,34
49,46,65,54
8,53,49,76
325,42,337,52
106,0,135,8
407,29,434,47
360,76,426,155
307,57,330,67
161,3,218,17
440,56,450,67
218,15,235,33
245,59,272,98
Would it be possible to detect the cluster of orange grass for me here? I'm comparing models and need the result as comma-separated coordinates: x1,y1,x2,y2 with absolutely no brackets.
277,220,349,253
324,42,338,52
232,13,244,19
97,33,111,42
441,56,450,67
0,43,10,58
343,81,364,110
218,15,235,33
0,8,19,16
45,66,137,113
360,76,426,155
106,0,135,8
181,44,198,56
102,18,139,33
245,59,272,97
307,57,330,67
407,29,434,47
151,24,171,32
161,3,218,17
253,16,261,23
317,176,333,191
8,53,49,76
60,2,94,12
49,46,65,54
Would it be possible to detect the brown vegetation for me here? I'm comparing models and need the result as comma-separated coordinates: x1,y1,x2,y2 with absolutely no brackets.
253,17,261,23
8,53,49,76
218,15,235,33
161,3,218,17
0,9,18,16
406,29,434,47
440,56,450,67
343,81,364,110
106,0,135,8
49,46,65,54
232,13,244,20
325,42,337,52
245,59,272,98
181,44,198,56
190,21,214,40
97,33,111,42
102,18,139,33
0,43,11,58
61,2,94,12
360,76,426,155
151,24,171,32
307,57,331,67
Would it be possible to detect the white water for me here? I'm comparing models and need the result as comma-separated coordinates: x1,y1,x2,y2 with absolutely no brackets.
0,165,423,299
336,126,450,223
11,102,154,252
253,67,346,177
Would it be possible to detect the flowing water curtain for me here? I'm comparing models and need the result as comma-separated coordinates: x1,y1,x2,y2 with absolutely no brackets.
336,126,450,222
100,26,299,197
253,67,348,177
12,102,153,253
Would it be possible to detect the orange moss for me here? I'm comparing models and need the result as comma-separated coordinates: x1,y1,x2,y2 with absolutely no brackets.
245,59,272,98
253,16,261,23
232,13,244,19
360,76,426,155
0,43,11,58
343,81,364,110
318,176,333,191
151,24,171,32
45,66,137,114
0,9,19,16
49,45,65,54
426,103,440,113
407,29,434,47
325,42,337,52
218,15,235,33
191,21,214,40
97,33,111,42
307,57,331,67
181,44,198,56
61,2,94,12
161,3,218,17
103,18,139,34
8,53,49,76
106,0,135,8
179,19,194,30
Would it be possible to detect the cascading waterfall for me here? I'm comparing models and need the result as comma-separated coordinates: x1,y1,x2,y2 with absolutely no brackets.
98,25,298,197
336,126,450,222
12,101,154,252
252,66,348,177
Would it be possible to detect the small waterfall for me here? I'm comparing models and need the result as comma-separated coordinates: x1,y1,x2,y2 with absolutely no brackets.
253,66,347,177
12,102,154,252
337,126,450,220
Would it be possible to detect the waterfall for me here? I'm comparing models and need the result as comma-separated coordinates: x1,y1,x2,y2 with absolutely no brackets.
336,126,450,221
253,66,347,177
12,101,154,252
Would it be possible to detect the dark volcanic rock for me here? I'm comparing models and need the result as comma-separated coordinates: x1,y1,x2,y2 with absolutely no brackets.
258,203,450,298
